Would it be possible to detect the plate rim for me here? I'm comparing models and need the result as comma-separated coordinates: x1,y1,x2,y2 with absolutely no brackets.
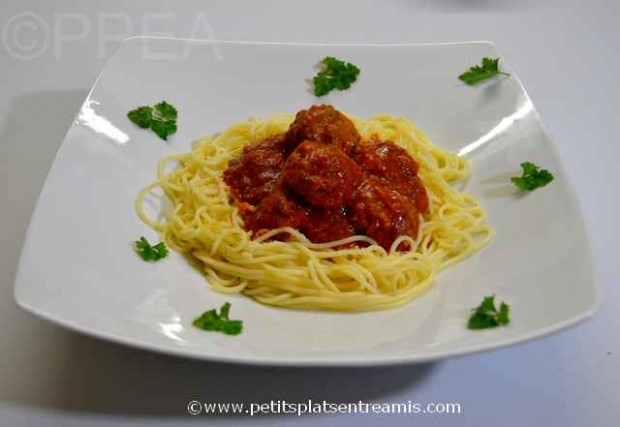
15,291,596,367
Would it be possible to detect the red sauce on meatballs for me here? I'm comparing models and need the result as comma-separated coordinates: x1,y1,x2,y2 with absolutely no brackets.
222,105,429,250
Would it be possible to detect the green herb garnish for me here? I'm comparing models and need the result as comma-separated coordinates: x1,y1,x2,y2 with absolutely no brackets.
458,57,509,85
193,302,243,335
134,236,169,261
312,56,360,97
468,295,510,330
127,101,178,140
511,162,554,191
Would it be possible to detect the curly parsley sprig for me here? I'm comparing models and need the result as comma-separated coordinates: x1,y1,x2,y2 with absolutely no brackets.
459,57,509,85
127,101,178,140
468,295,510,330
193,302,243,336
312,56,361,97
511,162,554,191
134,236,168,261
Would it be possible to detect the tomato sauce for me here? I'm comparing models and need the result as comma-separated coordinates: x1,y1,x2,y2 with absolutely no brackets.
222,105,429,250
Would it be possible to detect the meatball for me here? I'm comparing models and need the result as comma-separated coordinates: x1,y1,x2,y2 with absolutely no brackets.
353,139,429,212
223,134,286,205
348,177,420,250
300,207,356,243
243,187,308,237
284,105,361,154
407,176,429,213
283,140,362,208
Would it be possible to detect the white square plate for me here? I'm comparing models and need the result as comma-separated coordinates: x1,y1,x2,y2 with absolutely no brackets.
14,38,597,366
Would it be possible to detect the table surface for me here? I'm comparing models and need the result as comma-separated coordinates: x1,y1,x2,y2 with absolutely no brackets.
1,1,618,426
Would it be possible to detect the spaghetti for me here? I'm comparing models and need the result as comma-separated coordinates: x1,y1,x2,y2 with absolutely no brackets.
136,109,493,311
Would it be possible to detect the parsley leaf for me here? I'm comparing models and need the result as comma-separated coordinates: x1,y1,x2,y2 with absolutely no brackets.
127,106,152,128
312,56,360,97
127,101,178,140
468,295,511,330
193,302,243,336
459,57,509,85
134,236,169,261
511,162,554,191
